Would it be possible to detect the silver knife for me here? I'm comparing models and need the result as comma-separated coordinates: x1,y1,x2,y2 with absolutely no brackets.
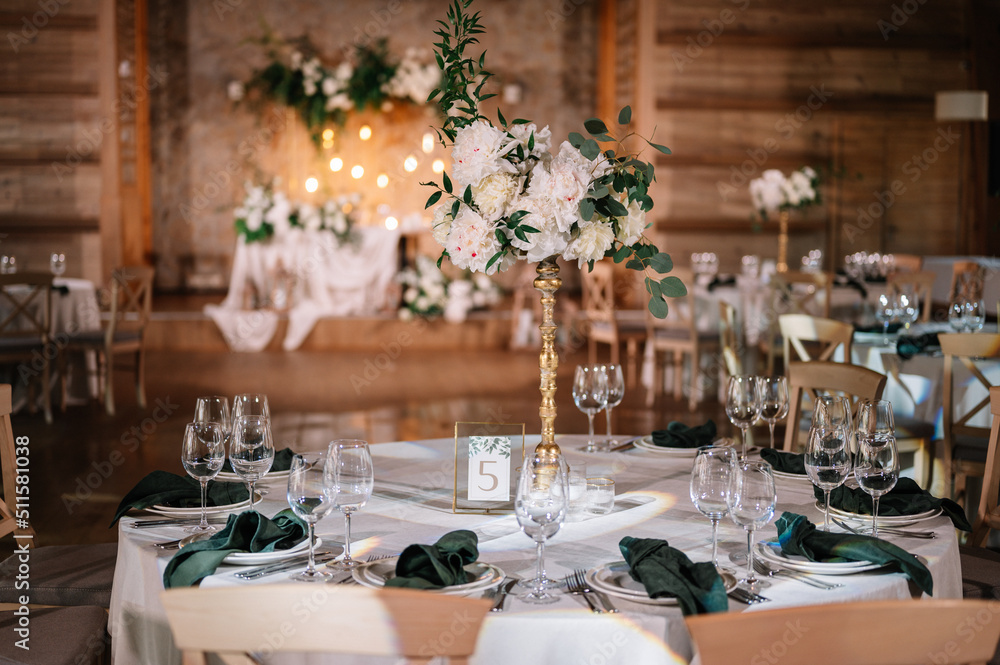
238,553,340,579
490,579,518,612
131,518,227,528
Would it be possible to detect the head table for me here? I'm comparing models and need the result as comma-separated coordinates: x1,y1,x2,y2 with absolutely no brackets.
109,434,961,665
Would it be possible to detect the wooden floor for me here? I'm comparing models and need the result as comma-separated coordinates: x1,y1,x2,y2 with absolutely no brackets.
8,345,735,548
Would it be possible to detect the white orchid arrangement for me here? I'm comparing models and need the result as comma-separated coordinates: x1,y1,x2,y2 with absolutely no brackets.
397,254,502,321
234,181,359,245
422,0,683,318
748,167,821,221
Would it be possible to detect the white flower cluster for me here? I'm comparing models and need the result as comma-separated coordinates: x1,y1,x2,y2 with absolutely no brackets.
234,182,359,243
749,167,819,218
382,48,440,105
397,254,502,321
432,121,642,273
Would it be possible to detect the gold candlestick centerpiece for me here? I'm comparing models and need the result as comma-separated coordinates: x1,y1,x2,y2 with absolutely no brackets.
534,257,562,458
776,209,790,273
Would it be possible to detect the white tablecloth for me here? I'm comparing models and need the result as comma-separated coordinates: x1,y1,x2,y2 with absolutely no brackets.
206,227,399,351
109,435,962,665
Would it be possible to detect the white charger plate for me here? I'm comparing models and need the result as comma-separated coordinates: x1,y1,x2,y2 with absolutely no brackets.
585,561,736,605
144,491,261,517
755,542,883,575
635,436,734,457
223,538,316,565
352,558,504,595
819,502,941,526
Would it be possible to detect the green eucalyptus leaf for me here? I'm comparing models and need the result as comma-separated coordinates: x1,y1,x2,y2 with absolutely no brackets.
580,139,600,160
645,277,662,298
648,141,672,155
442,171,453,194
660,275,688,298
613,245,631,263
568,132,585,148
626,257,644,271
584,118,609,135
606,197,628,217
463,185,473,205
648,253,673,274
618,106,632,125
579,198,596,221
648,295,668,319
425,190,442,209
520,224,540,234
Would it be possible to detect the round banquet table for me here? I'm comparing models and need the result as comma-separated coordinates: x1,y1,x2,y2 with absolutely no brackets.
108,435,962,665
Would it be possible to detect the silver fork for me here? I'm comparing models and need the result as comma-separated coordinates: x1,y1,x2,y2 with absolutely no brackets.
573,569,619,613
753,557,843,590
336,553,395,585
564,572,603,613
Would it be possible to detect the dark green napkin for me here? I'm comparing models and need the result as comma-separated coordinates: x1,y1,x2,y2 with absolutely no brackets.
760,448,806,475
220,447,296,474
853,321,902,334
162,509,307,588
384,530,479,589
651,420,717,448
820,478,971,530
775,512,933,595
110,470,250,526
618,536,728,616
896,333,940,360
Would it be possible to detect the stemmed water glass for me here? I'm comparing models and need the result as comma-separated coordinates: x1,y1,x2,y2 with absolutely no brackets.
804,424,852,532
49,253,66,277
875,293,897,343
897,289,919,331
756,376,789,449
964,299,986,332
601,364,625,448
855,400,899,539
229,414,274,513
194,396,230,433
232,393,270,421
180,422,226,534
726,375,761,458
573,365,609,452
727,459,776,590
326,439,374,570
514,452,568,604
690,446,736,570
286,452,335,582
812,395,853,433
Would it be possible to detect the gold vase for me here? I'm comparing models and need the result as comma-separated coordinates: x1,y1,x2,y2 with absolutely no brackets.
533,257,562,458
776,209,790,273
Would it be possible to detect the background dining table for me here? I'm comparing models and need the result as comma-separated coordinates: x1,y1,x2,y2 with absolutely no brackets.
109,434,962,665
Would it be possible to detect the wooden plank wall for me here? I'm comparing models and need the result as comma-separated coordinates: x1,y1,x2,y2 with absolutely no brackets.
602,0,972,272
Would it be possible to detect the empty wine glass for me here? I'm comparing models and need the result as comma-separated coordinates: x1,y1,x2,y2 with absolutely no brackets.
690,446,736,570
964,299,986,332
897,290,919,330
726,375,761,458
232,393,270,421
756,376,789,449
49,253,66,277
326,439,374,570
875,293,897,343
229,414,274,514
812,395,853,433
728,459,776,590
855,400,899,539
601,364,625,447
180,422,226,534
573,365,609,453
194,396,230,432
286,452,335,582
804,425,852,532
514,452,568,604
949,297,968,332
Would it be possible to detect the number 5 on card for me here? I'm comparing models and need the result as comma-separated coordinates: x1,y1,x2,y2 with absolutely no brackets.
453,423,525,514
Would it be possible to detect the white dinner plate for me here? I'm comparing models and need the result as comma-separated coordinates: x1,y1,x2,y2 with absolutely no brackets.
635,436,734,456
223,538,316,565
584,561,736,605
352,558,504,595
216,470,291,482
143,491,261,517
755,542,884,575
819,502,941,526
770,469,810,481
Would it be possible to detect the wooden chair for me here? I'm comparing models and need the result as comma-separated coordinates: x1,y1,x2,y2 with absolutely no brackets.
64,265,154,415
891,253,924,272
951,261,986,303
969,386,1000,547
0,272,54,424
940,333,1000,506
161,584,492,665
581,261,646,388
686,599,1000,665
779,313,854,364
645,267,720,410
0,385,31,541
888,270,936,323
782,361,886,452
763,270,834,373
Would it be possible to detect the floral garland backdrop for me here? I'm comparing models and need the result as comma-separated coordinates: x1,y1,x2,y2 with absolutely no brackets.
397,254,502,321
234,180,359,245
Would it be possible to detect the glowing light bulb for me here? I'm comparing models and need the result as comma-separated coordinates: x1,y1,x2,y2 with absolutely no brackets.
385,216,398,230
329,157,343,172
322,139,334,150
376,174,389,188
359,125,372,140
322,129,334,141
432,159,445,174
403,155,418,172
305,177,318,193
351,165,364,179
422,133,434,153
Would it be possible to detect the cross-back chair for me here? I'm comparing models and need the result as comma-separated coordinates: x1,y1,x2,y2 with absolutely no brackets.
939,332,1000,506
161,585,492,665
888,270,936,323
763,270,834,373
782,360,887,452
969,386,1000,547
0,272,54,424
581,261,646,388
891,253,923,273
951,261,986,304
779,313,854,364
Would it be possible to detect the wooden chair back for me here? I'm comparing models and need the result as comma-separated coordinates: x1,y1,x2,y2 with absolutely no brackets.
887,270,935,323
969,386,1000,547
779,313,853,363
107,266,154,341
950,261,986,303
771,270,834,318
161,585,491,665
718,300,742,377
783,361,886,451
891,253,923,272
0,272,53,343
582,261,615,325
0,385,33,540
686,599,1000,665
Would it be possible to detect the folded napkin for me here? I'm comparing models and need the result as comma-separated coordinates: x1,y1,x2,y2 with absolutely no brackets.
896,332,940,360
384,530,479,589
706,275,736,292
775,512,933,595
834,275,868,299
619,536,728,616
162,509,307,588
853,321,902,335
110,470,250,526
651,420,717,448
759,448,806,475
820,478,970,530
220,446,296,474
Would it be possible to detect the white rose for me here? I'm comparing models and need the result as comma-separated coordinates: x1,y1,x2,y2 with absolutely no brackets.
444,206,502,273
451,120,517,193
415,296,430,310
404,288,418,301
398,308,413,321
564,220,615,268
616,200,646,245
472,173,518,222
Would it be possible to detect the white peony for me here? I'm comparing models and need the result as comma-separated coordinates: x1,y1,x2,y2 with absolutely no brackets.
505,123,552,167
298,203,322,231
564,219,615,268
749,169,787,213
616,200,646,245
265,191,292,235
526,144,592,233
505,192,570,263
321,77,338,97
430,204,453,245
244,208,263,232
444,206,502,273
472,173,518,222
451,120,517,193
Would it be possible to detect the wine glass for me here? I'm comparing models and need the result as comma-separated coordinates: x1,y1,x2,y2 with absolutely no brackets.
949,297,968,332
812,395,853,432
49,253,66,277
875,293,897,343
573,365,609,453
726,375,761,458
855,400,899,539
232,393,270,421
601,364,625,448
897,289,919,330
804,425,852,531
727,459,776,590
194,396,230,432
964,299,986,332
325,439,374,570
756,376,789,449
514,452,568,604
229,415,274,514
690,446,736,570
180,422,226,534
286,452,335,582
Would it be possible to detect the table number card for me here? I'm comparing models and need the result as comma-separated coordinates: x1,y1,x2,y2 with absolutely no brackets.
453,422,524,514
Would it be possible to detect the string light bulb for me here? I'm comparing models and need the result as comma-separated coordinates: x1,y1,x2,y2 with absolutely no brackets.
322,129,334,141
385,216,398,230
422,133,434,153
329,157,343,172
432,159,445,174
403,155,418,172
305,177,318,193
376,174,389,188
359,125,372,140
351,165,364,179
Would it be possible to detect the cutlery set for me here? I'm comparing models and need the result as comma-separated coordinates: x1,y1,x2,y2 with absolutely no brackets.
832,517,936,539
727,587,769,604
563,569,619,613
752,557,843,590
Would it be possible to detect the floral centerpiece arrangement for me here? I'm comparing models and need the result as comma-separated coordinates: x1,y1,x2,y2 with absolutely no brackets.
397,254,502,322
748,167,820,221
234,180,359,245
230,37,440,147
